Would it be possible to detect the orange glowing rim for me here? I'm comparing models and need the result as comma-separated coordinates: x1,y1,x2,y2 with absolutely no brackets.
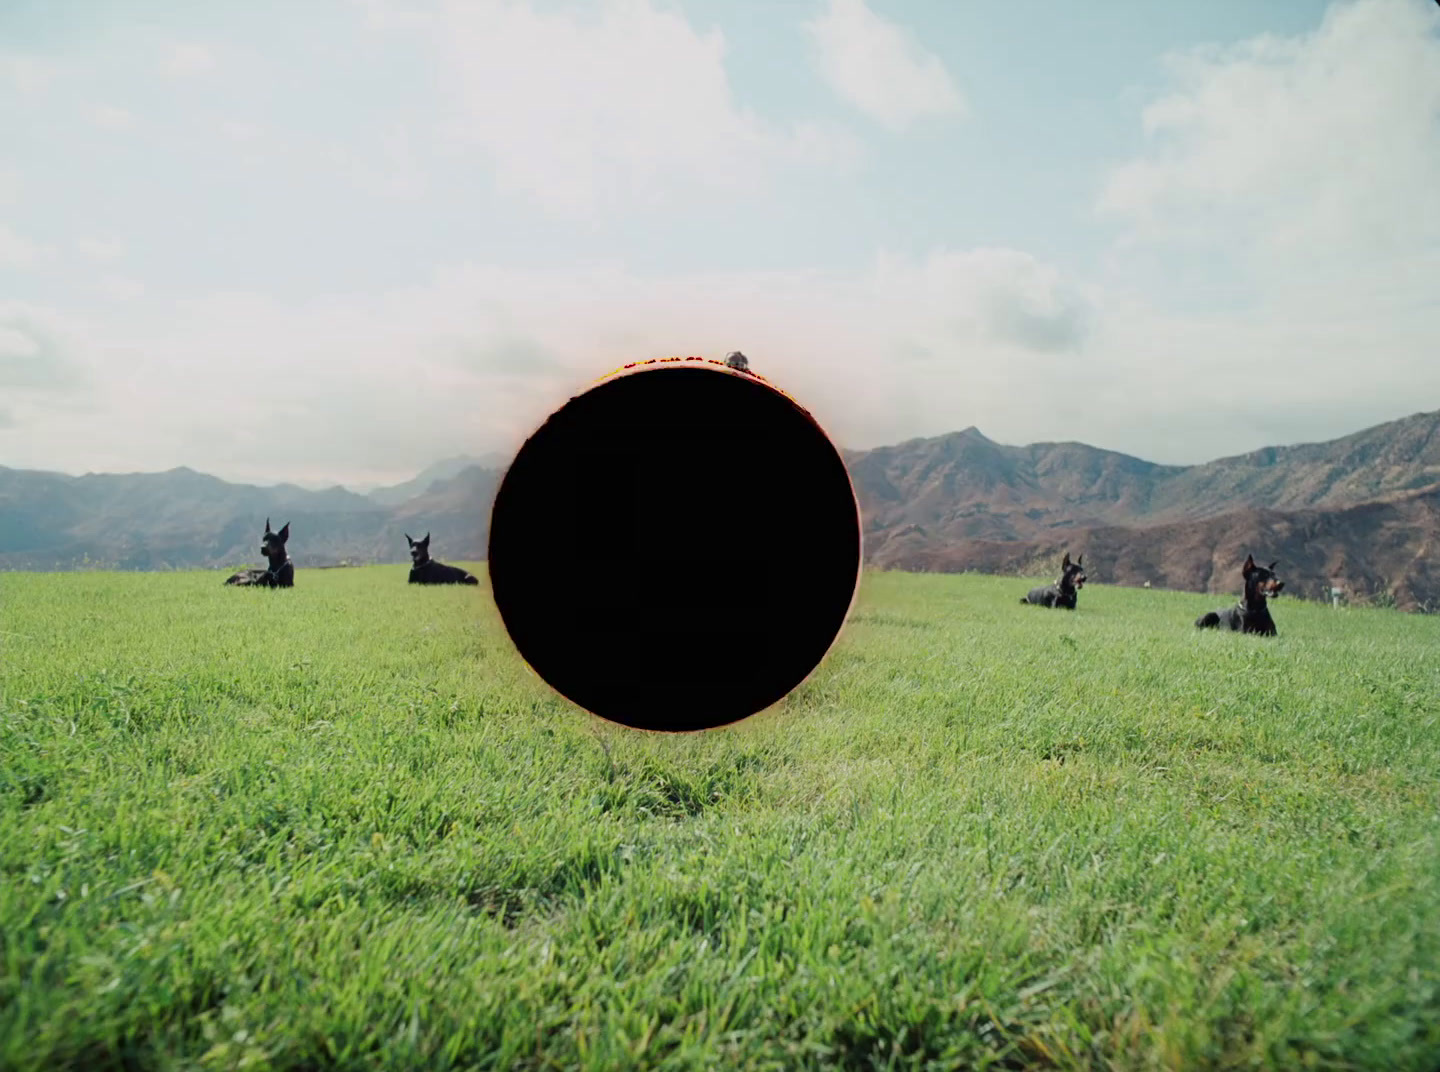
592,354,786,396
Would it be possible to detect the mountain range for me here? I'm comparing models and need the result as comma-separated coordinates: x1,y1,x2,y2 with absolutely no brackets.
0,458,502,577
3,411,1438,610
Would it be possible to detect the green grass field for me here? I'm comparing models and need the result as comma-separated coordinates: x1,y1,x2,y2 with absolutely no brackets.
2,567,1438,1071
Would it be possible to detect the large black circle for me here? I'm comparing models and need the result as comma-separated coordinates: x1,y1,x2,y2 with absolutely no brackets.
487,362,862,733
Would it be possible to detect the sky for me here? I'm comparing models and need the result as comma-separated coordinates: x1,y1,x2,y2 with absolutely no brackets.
2,0,1438,488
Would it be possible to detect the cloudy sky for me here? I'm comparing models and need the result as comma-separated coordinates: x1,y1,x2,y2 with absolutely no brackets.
2,0,1438,488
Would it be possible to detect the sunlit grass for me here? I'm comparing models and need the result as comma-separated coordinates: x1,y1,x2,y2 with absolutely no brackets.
2,566,1437,1070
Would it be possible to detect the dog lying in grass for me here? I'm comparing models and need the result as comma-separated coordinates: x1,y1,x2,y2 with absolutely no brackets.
1021,552,1086,610
1195,554,1283,635
224,519,294,588
406,532,479,586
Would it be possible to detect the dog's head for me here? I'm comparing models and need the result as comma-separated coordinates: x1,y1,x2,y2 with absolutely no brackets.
1241,554,1283,597
1060,552,1086,590
724,350,749,371
406,532,431,566
262,518,290,559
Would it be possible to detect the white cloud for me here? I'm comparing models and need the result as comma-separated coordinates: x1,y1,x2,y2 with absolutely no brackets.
1099,0,1440,290
75,237,125,264
350,0,437,31
1,55,61,96
2,0,1436,478
98,276,146,301
92,104,136,131
333,125,428,200
1088,0,1440,454
0,303,89,392
418,0,859,218
0,250,1096,479
3,228,1439,479
221,120,265,144
166,42,216,77
216,120,271,169
0,325,41,364
875,248,1094,354
0,223,57,270
803,0,966,130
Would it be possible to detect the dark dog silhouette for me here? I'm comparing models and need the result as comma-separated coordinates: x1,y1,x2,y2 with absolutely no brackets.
1196,554,1283,635
1021,552,1087,610
224,519,293,588
406,532,479,585
724,350,750,372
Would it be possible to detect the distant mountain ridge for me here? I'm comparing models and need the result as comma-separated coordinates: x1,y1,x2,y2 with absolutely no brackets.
0,462,503,573
871,481,1440,614
847,410,1440,549
3,409,1438,609
363,453,509,506
846,409,1440,611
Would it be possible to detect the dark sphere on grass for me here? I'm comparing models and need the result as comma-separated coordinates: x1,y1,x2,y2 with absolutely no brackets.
487,360,861,733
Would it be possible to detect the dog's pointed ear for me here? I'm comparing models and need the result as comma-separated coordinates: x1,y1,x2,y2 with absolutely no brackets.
1242,553,1255,573
1076,554,1083,566
265,517,272,534
1061,552,1071,568
278,522,290,542
1268,561,1277,571
405,533,413,546
422,532,431,547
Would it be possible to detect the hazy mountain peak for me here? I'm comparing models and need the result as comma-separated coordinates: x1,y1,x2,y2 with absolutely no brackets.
5,408,1440,607
364,453,504,507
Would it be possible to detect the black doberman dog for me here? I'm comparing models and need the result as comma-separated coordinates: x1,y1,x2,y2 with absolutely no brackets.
1195,554,1284,635
224,519,294,588
406,532,479,585
1021,552,1087,610
724,350,750,372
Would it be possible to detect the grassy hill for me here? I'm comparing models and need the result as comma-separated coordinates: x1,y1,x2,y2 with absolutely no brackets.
2,568,1437,1070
